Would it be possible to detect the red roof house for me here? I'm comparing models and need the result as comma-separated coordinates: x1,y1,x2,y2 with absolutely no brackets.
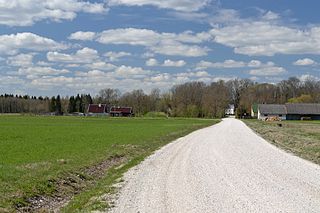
87,104,108,114
110,106,133,117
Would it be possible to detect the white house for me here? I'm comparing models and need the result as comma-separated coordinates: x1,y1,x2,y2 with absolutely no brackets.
225,104,235,116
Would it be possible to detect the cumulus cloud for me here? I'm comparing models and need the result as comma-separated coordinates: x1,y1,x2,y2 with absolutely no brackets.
0,0,107,26
197,59,246,69
107,0,211,12
47,47,99,63
163,59,186,67
104,51,131,61
196,59,275,70
68,31,96,41
84,62,117,71
249,66,286,76
96,28,209,57
0,32,67,55
299,74,320,82
146,58,186,67
18,66,70,77
115,65,154,78
293,58,316,66
210,14,320,56
7,53,34,67
146,58,159,66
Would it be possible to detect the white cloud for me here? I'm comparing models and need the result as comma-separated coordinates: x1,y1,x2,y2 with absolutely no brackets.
104,51,131,61
262,11,280,21
96,28,209,57
247,60,262,68
7,53,34,67
31,76,74,88
293,58,316,66
163,59,186,67
150,40,209,57
194,58,287,76
107,0,211,12
210,20,320,56
197,59,246,69
196,59,275,70
115,65,154,78
47,47,99,63
299,74,320,82
97,28,159,46
0,0,107,26
84,62,116,71
18,66,70,77
146,58,159,66
146,58,186,67
0,76,25,85
149,73,171,82
0,32,67,55
68,31,96,41
249,66,286,76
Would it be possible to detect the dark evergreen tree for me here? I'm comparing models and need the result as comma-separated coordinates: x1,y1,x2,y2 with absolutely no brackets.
49,96,56,112
56,95,62,115
75,94,83,112
68,96,76,113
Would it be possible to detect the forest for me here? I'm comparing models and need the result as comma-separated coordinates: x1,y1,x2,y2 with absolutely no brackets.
1,77,319,118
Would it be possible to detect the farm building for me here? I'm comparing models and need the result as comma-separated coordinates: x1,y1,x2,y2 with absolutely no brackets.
225,104,235,116
285,103,320,120
110,106,133,117
257,104,287,120
87,104,109,115
257,103,320,120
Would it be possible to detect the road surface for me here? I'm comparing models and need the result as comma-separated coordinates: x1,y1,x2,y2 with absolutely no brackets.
109,118,320,213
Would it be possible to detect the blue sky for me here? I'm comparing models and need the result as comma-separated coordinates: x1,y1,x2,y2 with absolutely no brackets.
0,0,319,96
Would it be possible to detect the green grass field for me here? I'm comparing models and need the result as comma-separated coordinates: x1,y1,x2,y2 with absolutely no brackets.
0,115,216,212
244,119,320,165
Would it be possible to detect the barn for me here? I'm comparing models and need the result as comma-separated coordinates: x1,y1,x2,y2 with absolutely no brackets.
285,103,320,120
257,104,287,120
87,104,109,115
110,106,133,117
257,103,320,120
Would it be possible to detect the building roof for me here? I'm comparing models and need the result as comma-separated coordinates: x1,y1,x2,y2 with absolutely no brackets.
285,103,320,115
258,104,287,115
110,107,132,114
88,104,107,113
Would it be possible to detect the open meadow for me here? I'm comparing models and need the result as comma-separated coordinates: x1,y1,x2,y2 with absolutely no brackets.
0,115,217,212
244,119,320,165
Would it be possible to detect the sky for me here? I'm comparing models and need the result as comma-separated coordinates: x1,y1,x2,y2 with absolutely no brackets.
0,0,320,96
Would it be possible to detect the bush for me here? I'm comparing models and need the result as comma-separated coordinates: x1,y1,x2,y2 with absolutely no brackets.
144,111,167,118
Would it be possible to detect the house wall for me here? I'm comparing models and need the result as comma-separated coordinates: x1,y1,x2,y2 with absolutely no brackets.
257,110,286,120
251,109,257,118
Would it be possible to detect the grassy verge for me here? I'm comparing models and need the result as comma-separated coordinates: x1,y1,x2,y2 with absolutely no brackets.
243,119,320,165
0,116,218,212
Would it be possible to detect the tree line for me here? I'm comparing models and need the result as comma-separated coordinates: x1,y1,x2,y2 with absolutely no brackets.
0,77,319,117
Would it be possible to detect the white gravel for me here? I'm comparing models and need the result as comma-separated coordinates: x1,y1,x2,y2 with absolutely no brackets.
109,118,320,213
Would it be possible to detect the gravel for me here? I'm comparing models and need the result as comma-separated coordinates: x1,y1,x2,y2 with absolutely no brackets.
109,118,320,213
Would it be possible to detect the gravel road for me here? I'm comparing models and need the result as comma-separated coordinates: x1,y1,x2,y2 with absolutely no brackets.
109,118,320,213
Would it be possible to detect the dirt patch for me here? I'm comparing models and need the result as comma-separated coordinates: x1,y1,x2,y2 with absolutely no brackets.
15,155,127,213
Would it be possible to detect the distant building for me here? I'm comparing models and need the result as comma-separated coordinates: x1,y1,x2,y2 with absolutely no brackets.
87,104,109,115
225,104,235,116
285,103,320,120
257,104,287,120
257,103,320,120
110,106,134,117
